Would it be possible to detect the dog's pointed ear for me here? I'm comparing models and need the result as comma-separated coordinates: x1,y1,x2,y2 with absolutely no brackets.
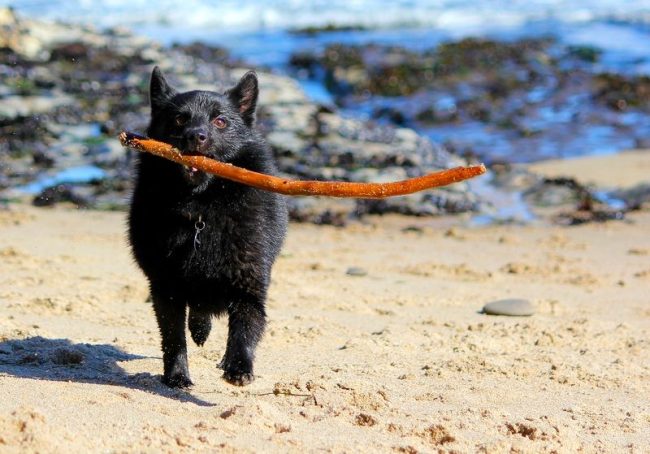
150,66,177,111
227,71,258,126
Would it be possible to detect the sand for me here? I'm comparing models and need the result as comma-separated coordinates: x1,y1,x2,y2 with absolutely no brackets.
528,150,650,190
1,192,649,452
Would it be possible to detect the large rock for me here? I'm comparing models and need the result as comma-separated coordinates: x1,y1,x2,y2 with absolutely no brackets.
260,102,481,221
0,93,76,120
0,9,484,222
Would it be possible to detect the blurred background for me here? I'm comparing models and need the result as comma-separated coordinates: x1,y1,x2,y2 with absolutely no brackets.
1,0,649,224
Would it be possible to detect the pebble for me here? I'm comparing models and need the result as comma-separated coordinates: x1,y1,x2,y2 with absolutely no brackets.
346,267,367,277
482,299,535,316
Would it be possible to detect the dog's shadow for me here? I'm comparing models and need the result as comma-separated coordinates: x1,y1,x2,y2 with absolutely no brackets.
0,336,214,407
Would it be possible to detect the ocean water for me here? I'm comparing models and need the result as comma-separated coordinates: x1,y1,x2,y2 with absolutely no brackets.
5,1,650,70
5,0,650,34
16,165,106,194
5,0,650,164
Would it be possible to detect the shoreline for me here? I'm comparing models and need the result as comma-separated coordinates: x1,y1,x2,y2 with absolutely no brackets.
6,149,647,229
528,149,650,190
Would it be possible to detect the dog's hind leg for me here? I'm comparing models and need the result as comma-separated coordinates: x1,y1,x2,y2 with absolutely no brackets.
220,290,266,386
152,290,193,388
188,307,212,346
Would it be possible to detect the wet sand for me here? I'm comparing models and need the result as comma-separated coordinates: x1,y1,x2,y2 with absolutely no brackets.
528,149,650,190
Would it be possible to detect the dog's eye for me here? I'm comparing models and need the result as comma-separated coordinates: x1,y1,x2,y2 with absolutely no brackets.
212,116,228,129
175,115,188,126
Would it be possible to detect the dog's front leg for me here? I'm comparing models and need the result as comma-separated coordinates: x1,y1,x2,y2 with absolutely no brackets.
220,292,266,386
152,291,193,388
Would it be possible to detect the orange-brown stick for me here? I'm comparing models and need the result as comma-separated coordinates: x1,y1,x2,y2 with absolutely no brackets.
119,131,486,198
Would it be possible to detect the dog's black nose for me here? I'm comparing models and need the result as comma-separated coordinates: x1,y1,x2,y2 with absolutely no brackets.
184,127,208,151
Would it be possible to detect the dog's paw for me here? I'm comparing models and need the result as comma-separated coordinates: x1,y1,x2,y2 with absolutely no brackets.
189,326,210,347
219,353,254,385
162,373,194,389
188,311,212,346
223,369,255,386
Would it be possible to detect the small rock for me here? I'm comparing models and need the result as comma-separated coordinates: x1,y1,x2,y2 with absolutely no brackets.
482,299,535,316
401,225,423,233
219,408,237,419
346,267,367,277
32,184,91,208
355,413,377,427
274,422,291,433
32,147,56,168
49,41,91,61
51,347,84,365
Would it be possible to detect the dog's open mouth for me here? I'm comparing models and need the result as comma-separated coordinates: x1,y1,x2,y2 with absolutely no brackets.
183,165,202,181
179,149,205,179
180,152,204,181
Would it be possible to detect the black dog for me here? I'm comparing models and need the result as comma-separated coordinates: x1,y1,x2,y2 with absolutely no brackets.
128,67,287,387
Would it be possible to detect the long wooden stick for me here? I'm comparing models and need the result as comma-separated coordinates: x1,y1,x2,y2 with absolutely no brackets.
120,131,486,198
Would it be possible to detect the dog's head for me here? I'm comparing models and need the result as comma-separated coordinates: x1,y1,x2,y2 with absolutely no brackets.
146,67,259,185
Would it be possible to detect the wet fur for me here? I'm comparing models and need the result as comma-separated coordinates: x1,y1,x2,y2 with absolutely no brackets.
128,68,287,387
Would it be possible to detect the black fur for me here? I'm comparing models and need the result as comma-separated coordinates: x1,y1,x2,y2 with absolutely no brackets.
128,67,287,387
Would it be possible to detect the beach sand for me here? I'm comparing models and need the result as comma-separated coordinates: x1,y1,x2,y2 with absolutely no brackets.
1,169,649,452
528,149,650,190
